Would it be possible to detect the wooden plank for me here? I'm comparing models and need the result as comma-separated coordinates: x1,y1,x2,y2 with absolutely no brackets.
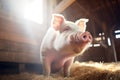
0,39,40,63
0,51,40,63
0,39,39,52
0,31,37,45
54,0,76,13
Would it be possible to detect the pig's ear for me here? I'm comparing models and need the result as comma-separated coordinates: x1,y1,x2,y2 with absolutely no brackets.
51,14,65,31
75,18,89,32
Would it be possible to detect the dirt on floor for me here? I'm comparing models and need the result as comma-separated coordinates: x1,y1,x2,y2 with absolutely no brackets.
0,61,120,80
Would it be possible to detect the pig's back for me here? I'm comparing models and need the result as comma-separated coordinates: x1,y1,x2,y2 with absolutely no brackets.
40,27,57,51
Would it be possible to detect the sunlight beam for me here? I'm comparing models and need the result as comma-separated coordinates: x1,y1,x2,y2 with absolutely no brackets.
23,0,43,24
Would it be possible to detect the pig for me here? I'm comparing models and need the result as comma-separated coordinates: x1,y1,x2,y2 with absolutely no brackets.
40,14,92,77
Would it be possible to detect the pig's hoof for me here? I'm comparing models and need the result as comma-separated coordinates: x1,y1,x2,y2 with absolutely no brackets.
64,74,70,77
43,73,50,77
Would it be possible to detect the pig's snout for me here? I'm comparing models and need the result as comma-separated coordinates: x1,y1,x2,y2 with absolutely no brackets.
81,32,92,42
70,31,92,43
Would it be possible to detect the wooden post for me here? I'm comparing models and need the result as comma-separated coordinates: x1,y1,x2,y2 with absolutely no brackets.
19,63,25,73
53,0,76,13
110,29,117,62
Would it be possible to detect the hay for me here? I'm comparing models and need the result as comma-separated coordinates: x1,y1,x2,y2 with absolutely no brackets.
0,72,74,80
0,61,120,80
71,61,120,80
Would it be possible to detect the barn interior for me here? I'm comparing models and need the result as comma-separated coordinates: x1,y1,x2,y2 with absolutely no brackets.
0,0,120,80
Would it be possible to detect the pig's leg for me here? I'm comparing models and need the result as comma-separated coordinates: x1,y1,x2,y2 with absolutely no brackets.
42,56,52,76
63,57,74,77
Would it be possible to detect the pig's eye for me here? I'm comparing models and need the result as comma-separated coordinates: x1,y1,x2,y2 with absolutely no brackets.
64,27,70,31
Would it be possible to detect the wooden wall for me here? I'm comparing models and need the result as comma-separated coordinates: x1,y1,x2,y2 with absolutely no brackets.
75,47,107,62
0,0,53,64
0,15,46,64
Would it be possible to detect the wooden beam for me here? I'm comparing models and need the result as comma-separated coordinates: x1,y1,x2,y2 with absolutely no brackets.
54,0,76,13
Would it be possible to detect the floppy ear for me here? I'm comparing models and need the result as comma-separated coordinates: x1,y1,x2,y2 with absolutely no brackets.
75,18,89,32
51,14,65,31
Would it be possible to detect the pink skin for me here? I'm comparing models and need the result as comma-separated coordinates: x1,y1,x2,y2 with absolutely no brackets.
40,14,93,77
70,31,92,53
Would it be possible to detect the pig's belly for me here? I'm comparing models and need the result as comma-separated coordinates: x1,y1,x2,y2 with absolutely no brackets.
51,59,65,73
46,50,71,73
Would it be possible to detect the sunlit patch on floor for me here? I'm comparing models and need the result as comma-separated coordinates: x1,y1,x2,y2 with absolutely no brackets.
73,61,120,71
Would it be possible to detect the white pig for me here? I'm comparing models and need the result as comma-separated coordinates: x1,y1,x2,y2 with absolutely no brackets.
40,14,92,77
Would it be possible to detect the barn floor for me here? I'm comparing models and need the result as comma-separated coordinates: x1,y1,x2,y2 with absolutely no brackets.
0,61,120,80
